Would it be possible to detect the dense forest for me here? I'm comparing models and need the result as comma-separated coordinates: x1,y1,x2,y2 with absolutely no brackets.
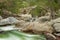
0,0,60,17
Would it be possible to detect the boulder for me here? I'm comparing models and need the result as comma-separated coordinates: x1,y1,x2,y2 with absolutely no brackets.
0,17,19,25
20,14,32,21
32,22,53,34
48,18,60,36
51,18,60,23
51,18,60,32
53,23,60,32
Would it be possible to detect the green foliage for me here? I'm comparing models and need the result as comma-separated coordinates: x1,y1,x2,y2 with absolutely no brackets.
0,0,60,16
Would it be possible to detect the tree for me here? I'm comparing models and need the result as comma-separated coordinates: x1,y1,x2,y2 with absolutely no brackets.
47,0,60,19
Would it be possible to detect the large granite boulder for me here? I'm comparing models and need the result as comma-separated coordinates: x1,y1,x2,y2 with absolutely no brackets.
51,18,60,32
0,17,19,25
32,22,53,34
53,23,60,32
50,18,60,36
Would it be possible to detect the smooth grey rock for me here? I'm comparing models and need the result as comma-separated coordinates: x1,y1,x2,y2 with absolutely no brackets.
51,18,60,23
53,23,60,32
0,17,19,25
51,18,60,32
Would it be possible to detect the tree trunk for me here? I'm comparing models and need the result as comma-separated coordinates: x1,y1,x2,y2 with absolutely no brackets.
48,0,56,19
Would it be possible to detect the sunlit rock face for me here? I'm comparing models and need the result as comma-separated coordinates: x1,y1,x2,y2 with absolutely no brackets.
19,14,32,21
20,21,53,34
32,22,53,34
